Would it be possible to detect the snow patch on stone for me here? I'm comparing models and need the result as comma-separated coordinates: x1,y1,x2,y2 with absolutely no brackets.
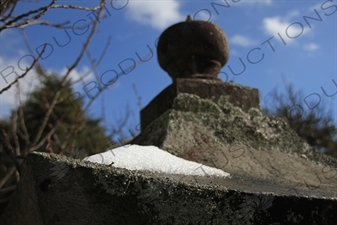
84,145,230,177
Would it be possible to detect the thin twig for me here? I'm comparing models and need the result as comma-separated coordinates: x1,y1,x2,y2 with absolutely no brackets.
59,109,81,152
0,44,47,95
18,106,30,146
0,166,16,189
132,83,143,110
31,0,106,147
0,130,22,175
0,0,18,20
29,107,68,152
1,0,56,31
12,109,21,156
0,184,16,194
21,29,47,76
51,4,103,11
81,52,150,114
85,50,102,90
71,36,112,86
23,19,71,28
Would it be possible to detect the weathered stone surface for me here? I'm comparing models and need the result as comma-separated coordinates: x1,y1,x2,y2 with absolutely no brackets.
1,152,336,225
132,93,337,197
157,17,230,79
141,79,260,131
3,90,334,225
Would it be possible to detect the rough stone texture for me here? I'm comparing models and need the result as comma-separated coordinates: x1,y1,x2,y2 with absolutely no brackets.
141,79,260,131
1,152,336,225
157,18,229,79
133,92,337,198
2,82,337,224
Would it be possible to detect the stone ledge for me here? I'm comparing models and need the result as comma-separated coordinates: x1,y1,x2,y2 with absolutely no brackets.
1,152,336,225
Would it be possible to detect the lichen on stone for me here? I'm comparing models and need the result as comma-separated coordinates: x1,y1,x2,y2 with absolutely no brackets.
172,93,223,116
138,92,337,169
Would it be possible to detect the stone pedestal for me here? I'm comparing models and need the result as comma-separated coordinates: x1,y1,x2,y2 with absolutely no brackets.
141,78,260,130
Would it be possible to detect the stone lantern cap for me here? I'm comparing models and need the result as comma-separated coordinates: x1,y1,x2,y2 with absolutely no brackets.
157,15,230,80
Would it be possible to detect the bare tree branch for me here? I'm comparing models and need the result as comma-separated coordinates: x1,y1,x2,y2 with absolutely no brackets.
0,0,18,18
51,3,103,11
0,129,22,175
18,106,29,146
12,110,20,155
71,36,111,86
1,1,107,31
0,0,129,211
0,167,17,189
23,19,71,28
31,0,106,148
0,0,56,31
0,44,47,95
0,184,16,194
81,51,151,114
29,109,67,152
132,83,143,110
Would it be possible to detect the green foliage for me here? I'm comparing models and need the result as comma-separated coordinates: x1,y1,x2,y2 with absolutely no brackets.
263,82,337,158
1,67,114,157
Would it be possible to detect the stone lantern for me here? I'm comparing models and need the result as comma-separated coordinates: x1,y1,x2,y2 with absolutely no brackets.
139,15,260,131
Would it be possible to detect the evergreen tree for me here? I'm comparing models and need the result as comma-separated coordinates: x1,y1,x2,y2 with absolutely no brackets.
263,82,337,158
1,67,114,158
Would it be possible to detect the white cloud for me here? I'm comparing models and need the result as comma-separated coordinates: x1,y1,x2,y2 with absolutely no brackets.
192,10,211,21
237,0,272,6
56,66,94,84
263,17,289,36
284,10,300,21
303,43,319,51
0,29,21,52
126,0,184,30
0,56,41,119
0,26,96,119
262,11,309,43
230,35,257,47
229,48,239,56
309,3,322,11
0,55,94,119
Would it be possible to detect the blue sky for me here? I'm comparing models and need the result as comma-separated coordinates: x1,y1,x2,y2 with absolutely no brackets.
0,0,336,140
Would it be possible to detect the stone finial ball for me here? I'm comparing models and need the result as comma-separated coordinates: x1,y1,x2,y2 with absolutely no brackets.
157,16,230,80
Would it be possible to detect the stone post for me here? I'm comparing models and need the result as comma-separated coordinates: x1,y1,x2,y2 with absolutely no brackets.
141,15,260,131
